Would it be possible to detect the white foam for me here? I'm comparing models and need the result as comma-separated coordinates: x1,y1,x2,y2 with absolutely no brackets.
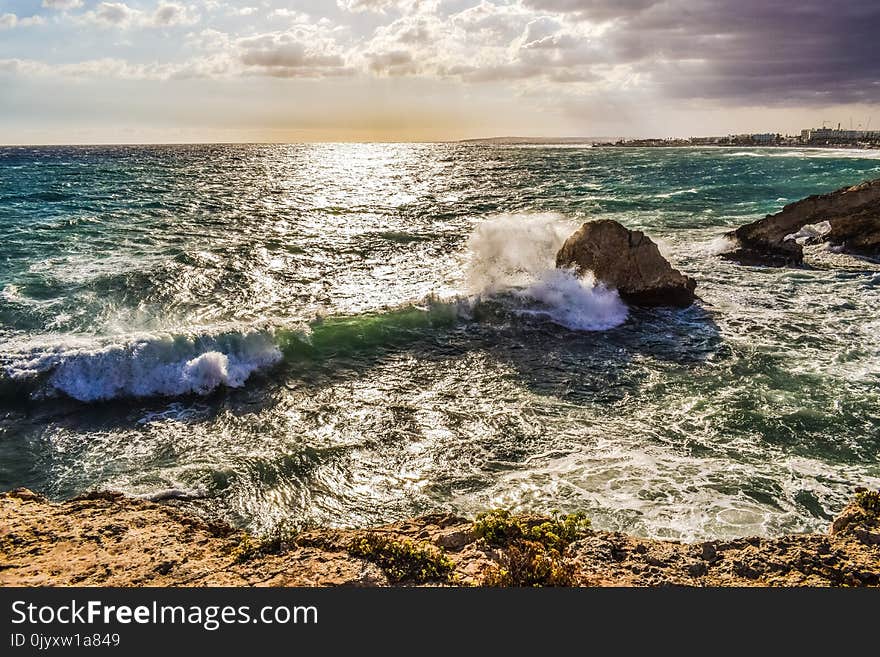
2,328,283,402
655,188,699,198
784,220,832,245
466,214,628,331
697,234,738,255
516,269,628,331
726,148,880,160
466,213,577,294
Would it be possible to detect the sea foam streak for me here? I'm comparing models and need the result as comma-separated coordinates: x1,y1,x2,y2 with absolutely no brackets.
466,214,628,331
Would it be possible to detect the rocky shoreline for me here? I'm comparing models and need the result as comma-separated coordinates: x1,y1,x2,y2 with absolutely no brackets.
2,488,878,587
722,178,880,266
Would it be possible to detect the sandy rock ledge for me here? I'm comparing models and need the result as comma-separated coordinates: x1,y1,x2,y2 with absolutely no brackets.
1,488,878,587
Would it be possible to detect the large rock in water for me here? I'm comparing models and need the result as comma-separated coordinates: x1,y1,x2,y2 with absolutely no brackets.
722,178,880,266
555,220,697,307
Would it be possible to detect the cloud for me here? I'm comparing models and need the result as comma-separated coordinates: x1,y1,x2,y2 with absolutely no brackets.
228,6,259,17
42,0,85,9
80,2,200,28
0,57,176,80
271,8,310,21
357,1,602,84
523,0,880,104
366,50,416,75
237,28,351,78
153,3,199,26
5,0,878,109
82,2,138,26
0,13,46,29
337,0,403,12
522,0,657,22
452,0,530,40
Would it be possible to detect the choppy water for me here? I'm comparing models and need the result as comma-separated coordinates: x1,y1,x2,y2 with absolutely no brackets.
1,144,879,541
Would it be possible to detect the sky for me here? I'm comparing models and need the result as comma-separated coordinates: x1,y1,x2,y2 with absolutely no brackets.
1,0,878,143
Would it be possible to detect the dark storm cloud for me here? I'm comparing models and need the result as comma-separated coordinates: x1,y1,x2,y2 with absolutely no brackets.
525,0,880,104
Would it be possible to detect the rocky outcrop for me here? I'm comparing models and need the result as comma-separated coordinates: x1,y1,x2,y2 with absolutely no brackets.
722,178,880,266
2,487,878,587
556,220,696,307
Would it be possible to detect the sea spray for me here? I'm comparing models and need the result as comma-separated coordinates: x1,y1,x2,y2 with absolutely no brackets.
514,269,628,331
466,214,628,331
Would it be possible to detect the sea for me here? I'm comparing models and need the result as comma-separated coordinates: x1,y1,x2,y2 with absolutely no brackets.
1,143,878,541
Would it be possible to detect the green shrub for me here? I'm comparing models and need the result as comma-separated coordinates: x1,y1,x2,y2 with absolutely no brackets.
229,522,298,564
347,533,454,584
855,490,880,516
482,540,578,587
473,510,590,587
473,510,591,551
230,535,260,564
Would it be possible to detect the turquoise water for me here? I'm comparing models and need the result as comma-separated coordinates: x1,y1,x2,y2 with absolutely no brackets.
1,144,878,541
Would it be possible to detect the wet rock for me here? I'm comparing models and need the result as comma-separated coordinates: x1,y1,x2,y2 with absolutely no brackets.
555,219,697,307
686,561,708,577
722,178,880,266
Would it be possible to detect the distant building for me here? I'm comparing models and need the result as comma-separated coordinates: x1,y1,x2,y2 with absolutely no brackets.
802,128,880,142
750,133,777,144
727,133,779,145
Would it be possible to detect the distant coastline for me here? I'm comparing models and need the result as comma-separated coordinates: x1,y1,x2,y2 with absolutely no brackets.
593,141,880,150
462,127,880,150
459,136,608,145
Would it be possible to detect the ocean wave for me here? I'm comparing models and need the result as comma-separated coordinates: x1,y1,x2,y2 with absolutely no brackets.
1,328,283,402
0,290,624,404
0,297,472,403
654,188,699,198
0,214,630,403
726,148,880,160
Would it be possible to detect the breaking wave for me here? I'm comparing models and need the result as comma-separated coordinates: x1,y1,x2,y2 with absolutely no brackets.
1,328,284,402
1,214,629,403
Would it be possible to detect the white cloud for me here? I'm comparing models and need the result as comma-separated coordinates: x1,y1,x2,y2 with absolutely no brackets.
0,57,171,80
271,8,310,21
366,49,416,75
186,28,232,51
85,2,139,26
337,0,400,13
0,13,46,29
42,0,85,9
4,1,614,90
80,2,200,28
227,6,259,17
153,2,200,26
0,53,240,81
237,27,351,78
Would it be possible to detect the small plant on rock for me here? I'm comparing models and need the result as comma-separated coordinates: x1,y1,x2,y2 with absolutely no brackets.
473,509,590,587
855,490,880,516
230,535,260,564
347,533,454,584
473,510,590,550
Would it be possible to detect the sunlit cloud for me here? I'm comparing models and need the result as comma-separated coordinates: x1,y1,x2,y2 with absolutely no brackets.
78,1,200,29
